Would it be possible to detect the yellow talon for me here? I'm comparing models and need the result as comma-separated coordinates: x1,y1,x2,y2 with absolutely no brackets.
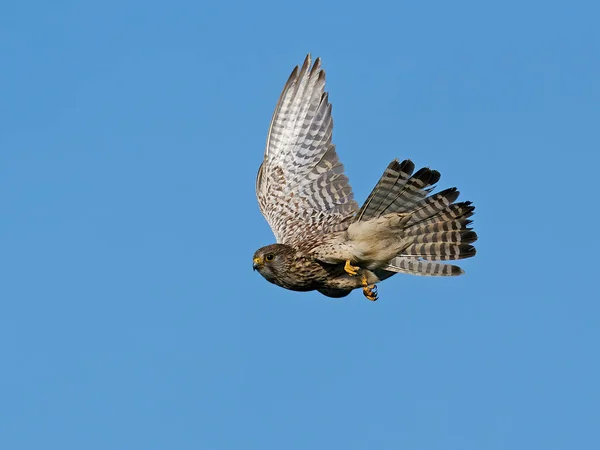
344,260,360,276
363,285,378,301
361,273,378,301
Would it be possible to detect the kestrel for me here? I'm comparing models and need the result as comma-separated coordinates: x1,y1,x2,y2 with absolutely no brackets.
253,55,477,301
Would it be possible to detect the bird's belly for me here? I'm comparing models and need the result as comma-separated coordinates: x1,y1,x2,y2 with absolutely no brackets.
352,237,403,264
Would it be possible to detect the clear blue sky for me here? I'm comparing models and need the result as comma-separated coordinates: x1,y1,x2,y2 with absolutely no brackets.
2,1,599,449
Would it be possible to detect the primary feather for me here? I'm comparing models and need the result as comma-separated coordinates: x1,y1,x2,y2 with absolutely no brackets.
256,55,357,247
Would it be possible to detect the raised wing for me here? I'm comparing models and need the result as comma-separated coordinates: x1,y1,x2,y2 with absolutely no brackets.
256,55,358,246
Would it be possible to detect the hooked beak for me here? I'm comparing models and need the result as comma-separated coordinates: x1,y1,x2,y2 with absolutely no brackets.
253,256,262,271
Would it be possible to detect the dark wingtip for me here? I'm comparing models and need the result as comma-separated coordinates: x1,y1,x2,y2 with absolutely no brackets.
286,65,300,86
460,244,477,258
462,230,478,244
454,201,476,219
388,159,402,171
411,167,440,187
302,53,311,68
399,159,415,176
439,187,460,204
450,265,465,276
412,167,429,179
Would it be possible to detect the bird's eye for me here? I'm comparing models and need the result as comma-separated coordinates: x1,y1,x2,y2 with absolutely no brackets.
265,254,274,261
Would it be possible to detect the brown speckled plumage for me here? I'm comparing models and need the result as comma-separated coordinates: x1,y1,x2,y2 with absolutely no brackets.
253,55,477,300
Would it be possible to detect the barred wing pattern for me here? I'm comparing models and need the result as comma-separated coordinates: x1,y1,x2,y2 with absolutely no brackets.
256,55,358,246
356,159,476,276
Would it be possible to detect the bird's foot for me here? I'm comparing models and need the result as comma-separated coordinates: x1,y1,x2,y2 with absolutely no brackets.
363,284,378,301
361,273,378,301
344,260,360,276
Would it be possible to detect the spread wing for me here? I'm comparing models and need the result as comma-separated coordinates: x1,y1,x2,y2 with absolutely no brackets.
256,55,358,246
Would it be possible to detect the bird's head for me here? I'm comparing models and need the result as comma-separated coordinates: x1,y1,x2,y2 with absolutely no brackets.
252,243,294,286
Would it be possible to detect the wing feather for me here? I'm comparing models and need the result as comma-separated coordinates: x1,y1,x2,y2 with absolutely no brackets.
256,55,358,245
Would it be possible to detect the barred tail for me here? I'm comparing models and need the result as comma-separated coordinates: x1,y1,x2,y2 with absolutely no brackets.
354,159,440,222
384,199,476,276
362,161,477,276
383,258,465,276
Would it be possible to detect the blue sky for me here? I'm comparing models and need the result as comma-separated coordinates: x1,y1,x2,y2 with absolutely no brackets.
1,1,599,449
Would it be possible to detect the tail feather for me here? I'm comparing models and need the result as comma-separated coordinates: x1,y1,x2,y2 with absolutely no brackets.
355,159,414,222
404,218,473,237
383,258,464,276
410,230,477,245
406,202,475,231
401,242,477,261
354,159,443,222
403,188,459,225
384,167,440,215
392,198,477,268
356,158,477,275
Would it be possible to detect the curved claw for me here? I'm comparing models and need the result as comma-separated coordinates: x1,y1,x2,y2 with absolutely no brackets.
360,273,378,301
363,284,378,301
344,260,359,276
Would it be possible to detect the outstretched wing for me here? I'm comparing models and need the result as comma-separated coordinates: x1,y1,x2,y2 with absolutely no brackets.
256,55,358,246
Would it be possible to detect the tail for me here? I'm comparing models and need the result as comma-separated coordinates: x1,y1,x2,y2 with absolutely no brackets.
356,159,477,276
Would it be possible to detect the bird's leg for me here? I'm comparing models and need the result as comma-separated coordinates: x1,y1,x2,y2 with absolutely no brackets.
361,273,378,301
344,260,360,276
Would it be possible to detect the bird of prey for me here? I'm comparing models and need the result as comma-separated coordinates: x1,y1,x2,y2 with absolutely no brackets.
253,55,477,301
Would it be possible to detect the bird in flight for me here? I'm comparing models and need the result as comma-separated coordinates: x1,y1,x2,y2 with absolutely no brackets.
253,55,477,301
